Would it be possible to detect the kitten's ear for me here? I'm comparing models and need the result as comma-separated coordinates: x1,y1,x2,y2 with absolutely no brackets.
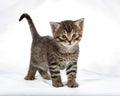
74,18,84,29
50,22,60,32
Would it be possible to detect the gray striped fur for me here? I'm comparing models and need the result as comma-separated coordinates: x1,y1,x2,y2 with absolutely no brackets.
19,13,84,88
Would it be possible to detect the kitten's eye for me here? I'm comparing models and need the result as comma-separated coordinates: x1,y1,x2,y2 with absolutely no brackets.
72,34,77,38
62,35,67,39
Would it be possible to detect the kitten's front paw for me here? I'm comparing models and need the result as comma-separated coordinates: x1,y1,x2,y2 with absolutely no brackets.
67,80,79,88
24,76,35,80
52,81,64,87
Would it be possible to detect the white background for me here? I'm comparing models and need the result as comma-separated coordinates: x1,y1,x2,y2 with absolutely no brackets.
0,0,120,95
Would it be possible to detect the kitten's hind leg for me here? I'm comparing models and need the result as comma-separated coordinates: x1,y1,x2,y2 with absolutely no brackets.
38,69,51,80
24,65,37,80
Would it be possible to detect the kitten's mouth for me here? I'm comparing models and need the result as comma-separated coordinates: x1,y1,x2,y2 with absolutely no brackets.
64,43,74,47
67,42,78,47
68,43,72,45
60,42,77,47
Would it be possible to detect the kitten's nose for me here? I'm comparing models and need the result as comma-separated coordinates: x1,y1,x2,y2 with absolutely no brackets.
68,41,71,45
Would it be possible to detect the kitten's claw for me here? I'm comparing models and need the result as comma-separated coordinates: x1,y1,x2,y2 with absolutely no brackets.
24,76,35,80
67,80,79,88
53,82,64,87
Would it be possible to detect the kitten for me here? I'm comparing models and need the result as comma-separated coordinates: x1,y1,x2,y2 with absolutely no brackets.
19,13,84,88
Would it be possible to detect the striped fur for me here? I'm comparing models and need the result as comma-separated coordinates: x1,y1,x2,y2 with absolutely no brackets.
19,13,84,88
61,20,73,32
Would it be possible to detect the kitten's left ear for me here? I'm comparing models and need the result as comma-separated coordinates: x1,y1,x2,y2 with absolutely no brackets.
74,18,84,29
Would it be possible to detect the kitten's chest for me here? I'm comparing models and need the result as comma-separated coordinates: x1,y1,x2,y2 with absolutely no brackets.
57,53,76,70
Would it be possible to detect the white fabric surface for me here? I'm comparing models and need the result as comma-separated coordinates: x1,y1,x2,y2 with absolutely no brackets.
0,0,120,95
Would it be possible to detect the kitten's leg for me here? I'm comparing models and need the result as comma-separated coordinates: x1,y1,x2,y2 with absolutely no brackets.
49,62,63,87
24,64,37,80
66,62,79,87
38,69,51,80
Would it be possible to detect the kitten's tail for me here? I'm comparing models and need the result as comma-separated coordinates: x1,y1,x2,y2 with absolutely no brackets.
19,13,40,39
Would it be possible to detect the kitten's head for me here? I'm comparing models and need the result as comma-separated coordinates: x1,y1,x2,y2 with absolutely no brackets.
50,18,84,47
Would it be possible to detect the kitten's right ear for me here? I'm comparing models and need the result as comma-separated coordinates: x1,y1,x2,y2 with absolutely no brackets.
50,22,60,32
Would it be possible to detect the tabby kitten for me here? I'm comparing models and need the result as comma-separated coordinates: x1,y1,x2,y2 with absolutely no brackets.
19,13,84,88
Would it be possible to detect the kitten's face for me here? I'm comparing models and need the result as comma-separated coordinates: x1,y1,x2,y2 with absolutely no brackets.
50,18,84,47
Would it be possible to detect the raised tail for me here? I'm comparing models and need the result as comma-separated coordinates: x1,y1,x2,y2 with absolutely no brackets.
19,13,39,39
